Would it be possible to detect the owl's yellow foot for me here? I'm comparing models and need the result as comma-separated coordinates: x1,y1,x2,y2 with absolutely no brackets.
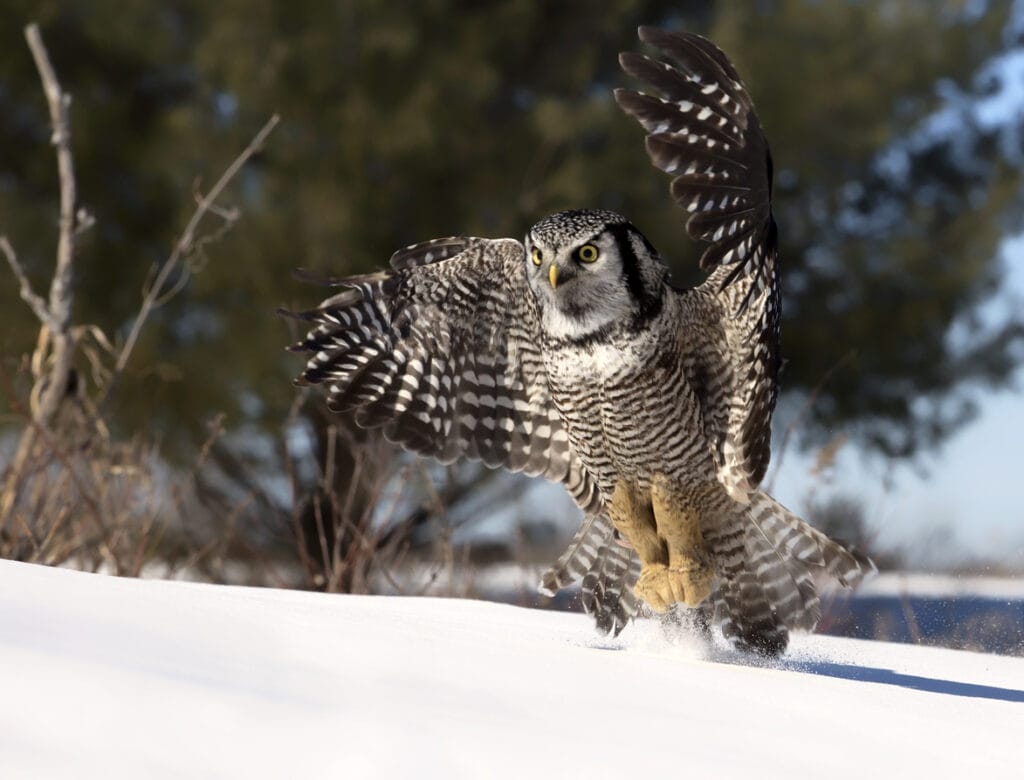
608,476,717,612
649,474,715,608
634,560,714,611
607,479,663,565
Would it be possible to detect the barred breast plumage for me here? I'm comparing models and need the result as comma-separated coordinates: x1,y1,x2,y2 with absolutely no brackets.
544,302,706,494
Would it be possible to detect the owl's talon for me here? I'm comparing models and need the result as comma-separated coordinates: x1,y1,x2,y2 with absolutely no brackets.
670,562,714,607
634,560,714,611
634,564,672,612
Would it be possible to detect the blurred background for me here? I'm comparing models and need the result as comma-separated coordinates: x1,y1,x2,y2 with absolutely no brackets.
1,0,1023,652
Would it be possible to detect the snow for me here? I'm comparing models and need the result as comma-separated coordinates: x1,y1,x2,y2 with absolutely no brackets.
1,560,1022,779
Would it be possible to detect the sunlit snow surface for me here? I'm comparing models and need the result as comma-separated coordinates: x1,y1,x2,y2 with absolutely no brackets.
1,560,1021,779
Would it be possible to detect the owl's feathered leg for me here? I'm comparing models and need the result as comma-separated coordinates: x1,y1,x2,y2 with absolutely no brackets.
607,476,714,612
647,475,715,608
606,480,668,607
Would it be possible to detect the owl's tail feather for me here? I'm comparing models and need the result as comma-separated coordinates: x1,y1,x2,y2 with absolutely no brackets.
749,492,876,590
538,514,606,596
580,536,640,637
705,513,789,655
712,492,875,655
538,514,641,637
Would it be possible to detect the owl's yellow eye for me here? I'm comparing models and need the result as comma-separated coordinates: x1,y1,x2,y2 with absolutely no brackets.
531,247,543,266
576,244,599,263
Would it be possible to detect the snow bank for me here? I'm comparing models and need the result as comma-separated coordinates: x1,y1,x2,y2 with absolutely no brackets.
855,571,1024,599
1,560,1021,779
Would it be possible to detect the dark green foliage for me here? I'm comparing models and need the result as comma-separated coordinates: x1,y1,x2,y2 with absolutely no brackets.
2,0,1021,460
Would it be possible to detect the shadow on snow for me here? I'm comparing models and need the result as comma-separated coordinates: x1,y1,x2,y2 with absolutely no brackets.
780,659,1024,704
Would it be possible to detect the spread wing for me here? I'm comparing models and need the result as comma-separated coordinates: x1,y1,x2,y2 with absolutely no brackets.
287,236,601,514
616,28,781,502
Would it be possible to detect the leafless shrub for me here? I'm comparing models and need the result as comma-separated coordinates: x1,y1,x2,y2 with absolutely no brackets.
275,396,506,596
0,23,278,579
0,361,160,573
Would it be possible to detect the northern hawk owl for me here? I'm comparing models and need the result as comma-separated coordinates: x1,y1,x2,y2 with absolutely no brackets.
288,28,873,654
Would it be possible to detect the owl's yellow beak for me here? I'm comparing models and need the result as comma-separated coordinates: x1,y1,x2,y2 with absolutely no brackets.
549,265,559,290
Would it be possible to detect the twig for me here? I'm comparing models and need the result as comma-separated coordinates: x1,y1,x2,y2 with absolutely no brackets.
0,237,57,330
101,113,280,407
6,402,111,541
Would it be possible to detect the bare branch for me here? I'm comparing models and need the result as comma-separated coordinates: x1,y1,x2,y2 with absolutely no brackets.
1,237,57,330
23,24,80,426
25,23,77,338
2,24,81,535
102,113,280,406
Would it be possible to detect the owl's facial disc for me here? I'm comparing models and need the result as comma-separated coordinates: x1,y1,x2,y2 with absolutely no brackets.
526,229,637,341
524,208,667,341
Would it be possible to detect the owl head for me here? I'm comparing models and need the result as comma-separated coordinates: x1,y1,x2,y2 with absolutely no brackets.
525,209,667,341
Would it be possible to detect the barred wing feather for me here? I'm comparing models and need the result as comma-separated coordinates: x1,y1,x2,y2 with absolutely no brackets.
539,513,641,637
289,236,602,513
